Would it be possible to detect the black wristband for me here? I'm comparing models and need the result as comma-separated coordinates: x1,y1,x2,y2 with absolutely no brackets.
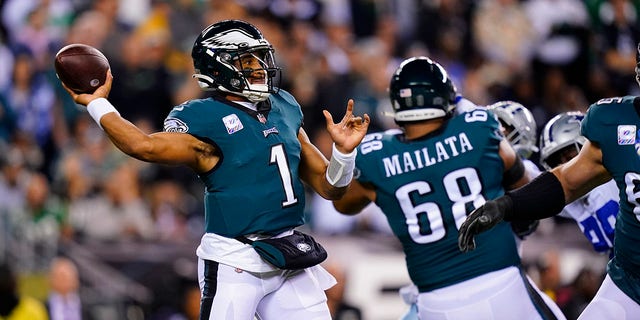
502,155,525,188
504,171,566,221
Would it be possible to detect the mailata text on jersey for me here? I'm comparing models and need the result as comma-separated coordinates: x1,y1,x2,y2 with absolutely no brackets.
381,132,473,177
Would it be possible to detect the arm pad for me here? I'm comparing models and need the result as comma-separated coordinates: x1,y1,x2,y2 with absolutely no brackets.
87,98,120,129
326,143,356,187
504,171,566,221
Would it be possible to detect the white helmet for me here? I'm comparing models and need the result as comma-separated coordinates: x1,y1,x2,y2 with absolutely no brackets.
539,111,587,170
487,101,538,159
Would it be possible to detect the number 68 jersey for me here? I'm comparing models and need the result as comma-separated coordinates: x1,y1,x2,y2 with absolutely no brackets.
354,108,521,292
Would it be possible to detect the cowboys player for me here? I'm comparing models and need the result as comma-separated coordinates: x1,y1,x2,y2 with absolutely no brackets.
59,19,370,320
487,100,542,241
333,57,565,319
459,43,640,320
539,111,619,256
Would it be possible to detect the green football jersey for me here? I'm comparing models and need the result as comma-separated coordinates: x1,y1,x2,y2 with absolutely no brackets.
582,96,640,304
355,108,520,292
164,90,306,237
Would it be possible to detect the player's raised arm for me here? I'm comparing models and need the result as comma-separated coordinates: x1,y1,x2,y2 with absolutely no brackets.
57,54,217,173
458,139,611,253
299,99,370,200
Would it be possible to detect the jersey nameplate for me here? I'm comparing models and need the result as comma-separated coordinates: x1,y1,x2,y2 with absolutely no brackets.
379,132,474,177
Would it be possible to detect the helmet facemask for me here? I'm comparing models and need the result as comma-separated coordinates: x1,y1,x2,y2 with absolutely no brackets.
487,101,538,159
538,111,586,170
192,20,281,102
227,47,278,102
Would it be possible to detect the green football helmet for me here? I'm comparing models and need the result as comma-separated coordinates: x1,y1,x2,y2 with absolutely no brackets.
389,57,457,123
191,19,280,102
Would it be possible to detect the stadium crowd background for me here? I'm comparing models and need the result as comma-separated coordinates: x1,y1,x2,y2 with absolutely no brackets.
0,0,637,319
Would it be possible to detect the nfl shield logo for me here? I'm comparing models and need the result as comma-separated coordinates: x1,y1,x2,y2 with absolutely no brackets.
223,114,243,134
257,113,266,124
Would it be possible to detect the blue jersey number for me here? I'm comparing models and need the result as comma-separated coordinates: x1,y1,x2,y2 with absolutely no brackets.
579,200,618,252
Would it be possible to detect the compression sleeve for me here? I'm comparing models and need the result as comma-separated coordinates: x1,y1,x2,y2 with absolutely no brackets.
503,171,566,221
502,156,525,188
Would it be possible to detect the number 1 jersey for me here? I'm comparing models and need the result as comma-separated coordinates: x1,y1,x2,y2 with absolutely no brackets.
164,91,306,238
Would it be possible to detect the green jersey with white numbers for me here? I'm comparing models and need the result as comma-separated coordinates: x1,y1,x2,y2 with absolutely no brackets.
164,90,306,238
582,96,640,304
355,108,520,292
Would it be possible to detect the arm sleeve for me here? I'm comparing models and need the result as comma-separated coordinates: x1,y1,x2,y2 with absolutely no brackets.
503,171,566,221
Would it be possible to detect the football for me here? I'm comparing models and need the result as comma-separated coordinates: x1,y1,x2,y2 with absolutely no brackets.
54,43,110,94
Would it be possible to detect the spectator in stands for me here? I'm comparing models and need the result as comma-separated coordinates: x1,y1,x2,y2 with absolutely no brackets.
146,179,195,243
45,257,90,320
597,0,640,96
1,44,59,168
0,262,48,320
7,173,66,273
68,162,155,242
0,146,33,217
473,0,537,74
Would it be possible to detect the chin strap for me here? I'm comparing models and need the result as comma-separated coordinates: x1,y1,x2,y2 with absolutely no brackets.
243,83,270,102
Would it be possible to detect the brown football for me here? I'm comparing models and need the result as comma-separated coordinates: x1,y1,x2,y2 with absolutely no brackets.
54,43,109,94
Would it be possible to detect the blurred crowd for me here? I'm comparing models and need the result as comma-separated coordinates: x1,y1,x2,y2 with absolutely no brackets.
0,0,638,319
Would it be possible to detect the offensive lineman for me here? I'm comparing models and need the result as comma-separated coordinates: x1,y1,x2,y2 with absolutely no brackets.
333,56,565,319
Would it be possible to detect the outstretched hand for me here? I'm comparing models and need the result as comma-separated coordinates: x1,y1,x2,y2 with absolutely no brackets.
323,99,370,154
458,199,507,252
61,69,113,107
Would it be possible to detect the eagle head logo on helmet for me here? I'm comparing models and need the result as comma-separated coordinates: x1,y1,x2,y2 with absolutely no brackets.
191,20,281,102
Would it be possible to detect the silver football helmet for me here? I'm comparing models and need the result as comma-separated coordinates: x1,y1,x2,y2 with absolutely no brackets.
539,111,587,170
486,101,538,159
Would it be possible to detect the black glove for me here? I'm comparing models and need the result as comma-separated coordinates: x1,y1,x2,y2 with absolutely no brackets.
458,195,513,252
